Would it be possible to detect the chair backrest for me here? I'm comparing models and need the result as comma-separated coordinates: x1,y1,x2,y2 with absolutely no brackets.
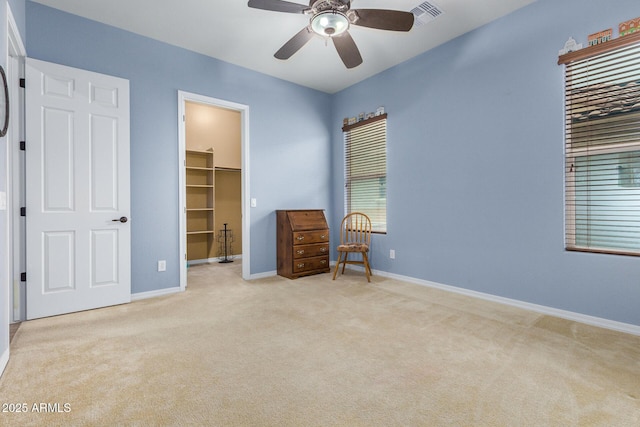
340,212,372,246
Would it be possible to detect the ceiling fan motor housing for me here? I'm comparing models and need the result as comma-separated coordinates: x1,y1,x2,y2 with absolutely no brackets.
308,0,350,13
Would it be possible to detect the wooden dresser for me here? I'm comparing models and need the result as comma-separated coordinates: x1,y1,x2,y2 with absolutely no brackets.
277,210,330,279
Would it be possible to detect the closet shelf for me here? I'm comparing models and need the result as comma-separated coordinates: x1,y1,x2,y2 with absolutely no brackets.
186,148,214,154
186,148,215,261
186,166,214,171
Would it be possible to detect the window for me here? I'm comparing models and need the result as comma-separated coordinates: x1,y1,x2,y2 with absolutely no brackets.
343,114,387,233
559,33,640,255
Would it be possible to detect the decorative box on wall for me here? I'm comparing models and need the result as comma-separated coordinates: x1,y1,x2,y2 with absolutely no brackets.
277,210,330,279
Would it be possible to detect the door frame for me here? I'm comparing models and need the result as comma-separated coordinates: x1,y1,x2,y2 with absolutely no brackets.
3,4,26,377
177,91,250,288
7,8,26,323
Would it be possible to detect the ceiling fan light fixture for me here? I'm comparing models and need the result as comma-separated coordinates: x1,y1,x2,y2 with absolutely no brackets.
311,11,349,36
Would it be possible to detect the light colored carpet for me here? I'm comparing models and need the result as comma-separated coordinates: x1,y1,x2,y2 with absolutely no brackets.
1,261,639,426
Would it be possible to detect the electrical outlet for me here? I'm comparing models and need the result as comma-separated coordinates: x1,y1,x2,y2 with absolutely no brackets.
390,249,395,259
158,260,166,272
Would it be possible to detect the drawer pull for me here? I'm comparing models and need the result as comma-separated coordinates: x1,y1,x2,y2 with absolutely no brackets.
321,234,327,239
296,249,305,255
320,260,327,265
297,263,305,269
320,247,327,252
296,235,305,241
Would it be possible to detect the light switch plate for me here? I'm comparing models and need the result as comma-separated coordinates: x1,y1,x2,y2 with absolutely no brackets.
0,191,6,210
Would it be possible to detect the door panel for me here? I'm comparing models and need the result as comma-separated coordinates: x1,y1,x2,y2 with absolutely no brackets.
43,108,74,211
91,229,119,286
26,58,131,319
43,231,75,292
90,115,119,211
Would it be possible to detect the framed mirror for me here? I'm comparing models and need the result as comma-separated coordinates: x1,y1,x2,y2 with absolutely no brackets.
0,65,8,137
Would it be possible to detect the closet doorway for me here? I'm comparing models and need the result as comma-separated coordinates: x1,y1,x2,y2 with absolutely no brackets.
178,92,250,288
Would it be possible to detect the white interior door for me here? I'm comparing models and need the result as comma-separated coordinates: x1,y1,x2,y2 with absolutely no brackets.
25,58,131,319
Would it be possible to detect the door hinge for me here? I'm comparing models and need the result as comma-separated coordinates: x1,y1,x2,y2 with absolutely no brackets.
20,141,25,151
21,272,26,282
19,78,25,88
20,207,26,216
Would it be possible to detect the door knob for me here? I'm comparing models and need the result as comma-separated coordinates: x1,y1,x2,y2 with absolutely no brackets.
112,216,128,223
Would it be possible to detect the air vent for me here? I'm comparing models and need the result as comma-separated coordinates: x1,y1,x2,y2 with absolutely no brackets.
411,1,443,26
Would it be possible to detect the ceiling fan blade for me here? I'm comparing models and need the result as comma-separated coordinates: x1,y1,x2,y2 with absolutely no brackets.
350,9,415,31
274,27,315,60
247,0,308,14
332,31,363,69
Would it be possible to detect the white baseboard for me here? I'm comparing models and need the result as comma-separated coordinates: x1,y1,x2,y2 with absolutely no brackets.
188,255,242,266
374,269,640,336
0,347,9,378
131,286,182,302
249,270,277,280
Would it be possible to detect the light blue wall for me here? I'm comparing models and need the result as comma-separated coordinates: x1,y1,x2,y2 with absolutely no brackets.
7,0,24,38
331,0,640,326
25,1,332,292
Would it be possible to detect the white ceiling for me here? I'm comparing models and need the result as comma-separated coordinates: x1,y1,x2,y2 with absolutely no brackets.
31,0,536,93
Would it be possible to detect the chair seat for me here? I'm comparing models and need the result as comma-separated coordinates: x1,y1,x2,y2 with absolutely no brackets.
337,243,369,252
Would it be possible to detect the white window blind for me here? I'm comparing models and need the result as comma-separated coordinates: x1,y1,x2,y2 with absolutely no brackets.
560,33,640,255
343,114,387,233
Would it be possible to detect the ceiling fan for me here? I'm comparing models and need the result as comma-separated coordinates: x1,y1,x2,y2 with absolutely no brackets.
247,0,415,68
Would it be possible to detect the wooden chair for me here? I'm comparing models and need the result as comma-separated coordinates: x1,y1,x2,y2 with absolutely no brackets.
333,212,372,282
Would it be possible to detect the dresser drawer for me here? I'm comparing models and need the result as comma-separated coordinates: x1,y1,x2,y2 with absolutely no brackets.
293,255,329,273
292,230,329,245
293,243,329,259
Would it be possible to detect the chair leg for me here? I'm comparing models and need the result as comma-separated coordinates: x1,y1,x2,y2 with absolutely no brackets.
362,252,372,282
341,253,348,274
332,251,342,280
